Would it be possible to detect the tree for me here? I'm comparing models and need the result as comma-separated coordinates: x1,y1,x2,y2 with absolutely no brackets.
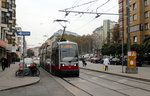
143,36,150,53
131,44,143,54
27,49,34,57
112,24,120,43
101,43,127,56
101,44,110,55
56,34,94,54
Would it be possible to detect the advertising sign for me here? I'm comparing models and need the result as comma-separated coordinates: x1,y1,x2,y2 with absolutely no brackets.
127,51,137,67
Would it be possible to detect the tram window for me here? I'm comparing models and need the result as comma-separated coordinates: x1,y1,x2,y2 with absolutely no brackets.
60,44,78,62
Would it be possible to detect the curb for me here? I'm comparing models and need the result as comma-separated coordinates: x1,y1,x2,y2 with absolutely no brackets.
0,78,40,91
80,67,150,82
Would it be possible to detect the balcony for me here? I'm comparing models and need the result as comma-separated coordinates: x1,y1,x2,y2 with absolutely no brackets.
7,31,13,35
8,9,13,12
12,17,16,20
8,19,13,23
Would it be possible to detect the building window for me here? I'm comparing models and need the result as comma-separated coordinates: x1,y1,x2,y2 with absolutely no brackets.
145,23,149,30
1,12,8,24
144,11,149,18
133,3,136,10
144,0,149,6
130,24,140,32
133,36,138,43
144,35,149,38
126,0,131,4
130,16,132,23
133,14,137,21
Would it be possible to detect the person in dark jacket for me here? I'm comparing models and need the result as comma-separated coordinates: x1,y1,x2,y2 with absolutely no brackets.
0,57,7,71
82,56,87,67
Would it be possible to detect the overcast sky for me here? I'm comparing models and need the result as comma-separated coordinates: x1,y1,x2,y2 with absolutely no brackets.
16,0,119,48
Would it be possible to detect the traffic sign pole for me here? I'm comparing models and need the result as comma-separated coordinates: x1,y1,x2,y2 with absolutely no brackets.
17,31,30,77
23,36,25,76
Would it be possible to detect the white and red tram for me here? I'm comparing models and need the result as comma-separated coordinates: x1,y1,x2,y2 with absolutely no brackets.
40,40,79,77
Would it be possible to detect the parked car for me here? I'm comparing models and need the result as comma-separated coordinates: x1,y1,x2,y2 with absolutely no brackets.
90,57,101,63
110,57,120,65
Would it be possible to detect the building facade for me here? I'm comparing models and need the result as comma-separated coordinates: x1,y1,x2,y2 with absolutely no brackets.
0,0,17,63
103,20,117,44
119,0,150,44
92,26,104,50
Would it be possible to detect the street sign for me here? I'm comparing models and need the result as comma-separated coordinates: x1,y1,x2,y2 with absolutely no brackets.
17,31,31,36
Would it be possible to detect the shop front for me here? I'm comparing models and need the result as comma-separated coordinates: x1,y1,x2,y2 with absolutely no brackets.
0,39,7,59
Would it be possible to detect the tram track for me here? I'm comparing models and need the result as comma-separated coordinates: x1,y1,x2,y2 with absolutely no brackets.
61,78,93,96
61,77,129,96
79,77,129,96
81,71,150,93
44,67,150,96
81,68,150,86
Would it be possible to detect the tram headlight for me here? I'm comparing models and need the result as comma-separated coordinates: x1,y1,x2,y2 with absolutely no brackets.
61,64,65,67
74,63,78,66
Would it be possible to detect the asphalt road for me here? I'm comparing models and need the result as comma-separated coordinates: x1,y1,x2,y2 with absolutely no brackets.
1,67,150,96
61,69,150,96
0,68,74,96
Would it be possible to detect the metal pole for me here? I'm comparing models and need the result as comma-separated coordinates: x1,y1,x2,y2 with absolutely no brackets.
126,0,131,71
121,0,124,73
23,36,25,76
61,26,66,40
141,0,145,43
121,37,124,73
127,1,131,51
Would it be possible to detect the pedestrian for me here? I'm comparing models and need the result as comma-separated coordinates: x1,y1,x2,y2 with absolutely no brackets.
0,57,7,71
82,56,87,67
103,58,110,71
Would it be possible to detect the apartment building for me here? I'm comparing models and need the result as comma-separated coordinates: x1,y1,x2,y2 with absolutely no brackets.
103,19,117,44
119,0,150,44
0,0,17,63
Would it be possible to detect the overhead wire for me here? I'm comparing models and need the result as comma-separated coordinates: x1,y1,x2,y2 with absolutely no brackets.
83,0,99,12
60,0,115,35
96,0,111,13
64,0,98,11
71,0,82,7
63,0,98,27
70,0,116,33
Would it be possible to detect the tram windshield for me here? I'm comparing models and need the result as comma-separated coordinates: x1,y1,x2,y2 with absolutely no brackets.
60,44,78,62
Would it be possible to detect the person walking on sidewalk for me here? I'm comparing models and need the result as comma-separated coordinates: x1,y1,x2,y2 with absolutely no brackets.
103,58,110,71
82,56,87,67
0,57,7,71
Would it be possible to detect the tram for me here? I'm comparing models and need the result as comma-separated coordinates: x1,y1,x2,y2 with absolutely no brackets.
39,40,79,77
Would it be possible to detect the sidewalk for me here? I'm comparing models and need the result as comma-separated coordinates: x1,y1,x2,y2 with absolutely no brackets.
80,61,150,82
0,62,40,91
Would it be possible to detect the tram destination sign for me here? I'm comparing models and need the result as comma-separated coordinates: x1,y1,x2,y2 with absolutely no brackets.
17,31,31,36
